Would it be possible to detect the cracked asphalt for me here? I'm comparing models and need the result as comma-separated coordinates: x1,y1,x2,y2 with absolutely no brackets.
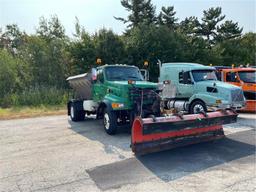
0,113,255,192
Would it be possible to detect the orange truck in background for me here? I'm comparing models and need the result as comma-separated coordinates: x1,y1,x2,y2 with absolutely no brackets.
215,66,256,112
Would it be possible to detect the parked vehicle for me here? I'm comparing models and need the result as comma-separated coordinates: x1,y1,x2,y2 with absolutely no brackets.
158,63,246,114
67,64,238,155
215,67,256,112
67,64,159,135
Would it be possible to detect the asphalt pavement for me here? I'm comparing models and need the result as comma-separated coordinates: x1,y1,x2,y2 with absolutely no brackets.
0,113,255,192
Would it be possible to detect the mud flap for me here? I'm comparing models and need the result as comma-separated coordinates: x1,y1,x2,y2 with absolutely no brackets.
131,110,237,155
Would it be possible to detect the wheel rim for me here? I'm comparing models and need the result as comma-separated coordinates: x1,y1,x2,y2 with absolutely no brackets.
104,113,110,130
70,106,74,118
193,104,204,114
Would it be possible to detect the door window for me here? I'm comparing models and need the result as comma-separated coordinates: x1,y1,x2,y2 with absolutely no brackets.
97,69,104,83
179,71,192,84
226,72,239,82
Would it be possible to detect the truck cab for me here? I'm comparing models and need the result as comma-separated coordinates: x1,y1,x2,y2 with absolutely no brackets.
215,67,256,112
92,65,157,109
159,63,246,113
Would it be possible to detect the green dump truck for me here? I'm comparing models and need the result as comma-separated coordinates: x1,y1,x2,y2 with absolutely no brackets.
67,64,160,135
159,62,246,113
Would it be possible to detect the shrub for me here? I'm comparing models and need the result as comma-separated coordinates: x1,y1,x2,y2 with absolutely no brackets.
0,86,68,108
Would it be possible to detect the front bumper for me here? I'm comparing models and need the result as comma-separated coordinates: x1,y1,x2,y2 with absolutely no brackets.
217,102,245,110
208,100,246,111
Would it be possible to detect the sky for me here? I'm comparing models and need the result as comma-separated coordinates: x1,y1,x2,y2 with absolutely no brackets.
0,0,255,36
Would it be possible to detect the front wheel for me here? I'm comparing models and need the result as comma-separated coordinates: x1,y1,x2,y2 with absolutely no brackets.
103,108,117,135
189,100,207,114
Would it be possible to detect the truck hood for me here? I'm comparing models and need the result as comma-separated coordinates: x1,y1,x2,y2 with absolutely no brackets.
106,81,158,103
196,80,240,90
110,81,157,88
195,80,245,102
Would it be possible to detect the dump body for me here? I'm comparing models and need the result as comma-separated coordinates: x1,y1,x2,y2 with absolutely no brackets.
67,73,92,100
215,67,256,112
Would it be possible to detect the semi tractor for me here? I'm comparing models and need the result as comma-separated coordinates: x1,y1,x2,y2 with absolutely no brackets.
159,63,246,113
215,66,256,112
67,64,238,155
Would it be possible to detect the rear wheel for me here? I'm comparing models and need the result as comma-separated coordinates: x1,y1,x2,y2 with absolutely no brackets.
189,100,207,114
103,108,117,135
70,102,85,121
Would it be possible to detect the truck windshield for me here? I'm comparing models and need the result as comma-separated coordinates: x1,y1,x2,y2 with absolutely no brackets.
105,66,144,81
192,70,217,82
238,71,256,83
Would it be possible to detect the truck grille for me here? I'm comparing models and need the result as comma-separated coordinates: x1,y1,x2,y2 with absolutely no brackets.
231,89,244,102
129,88,157,104
129,87,160,117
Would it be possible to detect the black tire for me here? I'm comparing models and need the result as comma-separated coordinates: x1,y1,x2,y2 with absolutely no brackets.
103,108,117,135
70,102,85,122
129,111,135,128
96,106,104,119
189,100,207,114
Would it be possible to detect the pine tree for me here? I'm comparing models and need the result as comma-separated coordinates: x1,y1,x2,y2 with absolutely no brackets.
179,16,200,36
36,15,65,40
198,7,225,46
216,20,243,41
115,0,156,28
141,0,157,25
157,6,178,30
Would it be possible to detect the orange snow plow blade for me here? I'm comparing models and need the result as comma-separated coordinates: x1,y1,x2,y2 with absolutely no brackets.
131,110,237,155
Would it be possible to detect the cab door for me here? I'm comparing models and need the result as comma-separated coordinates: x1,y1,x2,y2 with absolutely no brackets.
92,69,106,102
225,71,241,87
177,71,194,98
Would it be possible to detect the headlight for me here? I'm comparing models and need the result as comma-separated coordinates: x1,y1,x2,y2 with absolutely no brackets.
111,103,124,109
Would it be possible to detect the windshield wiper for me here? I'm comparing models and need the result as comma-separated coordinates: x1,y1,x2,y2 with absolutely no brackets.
111,76,126,80
127,75,140,79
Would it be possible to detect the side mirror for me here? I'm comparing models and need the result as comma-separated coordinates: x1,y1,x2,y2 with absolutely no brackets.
235,75,240,82
92,68,97,81
140,69,149,81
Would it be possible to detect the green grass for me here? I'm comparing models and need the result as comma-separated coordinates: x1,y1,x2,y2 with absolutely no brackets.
0,86,69,108
0,105,66,120
0,86,70,119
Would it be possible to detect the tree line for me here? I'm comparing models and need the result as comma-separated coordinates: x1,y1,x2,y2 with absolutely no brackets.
0,0,255,107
